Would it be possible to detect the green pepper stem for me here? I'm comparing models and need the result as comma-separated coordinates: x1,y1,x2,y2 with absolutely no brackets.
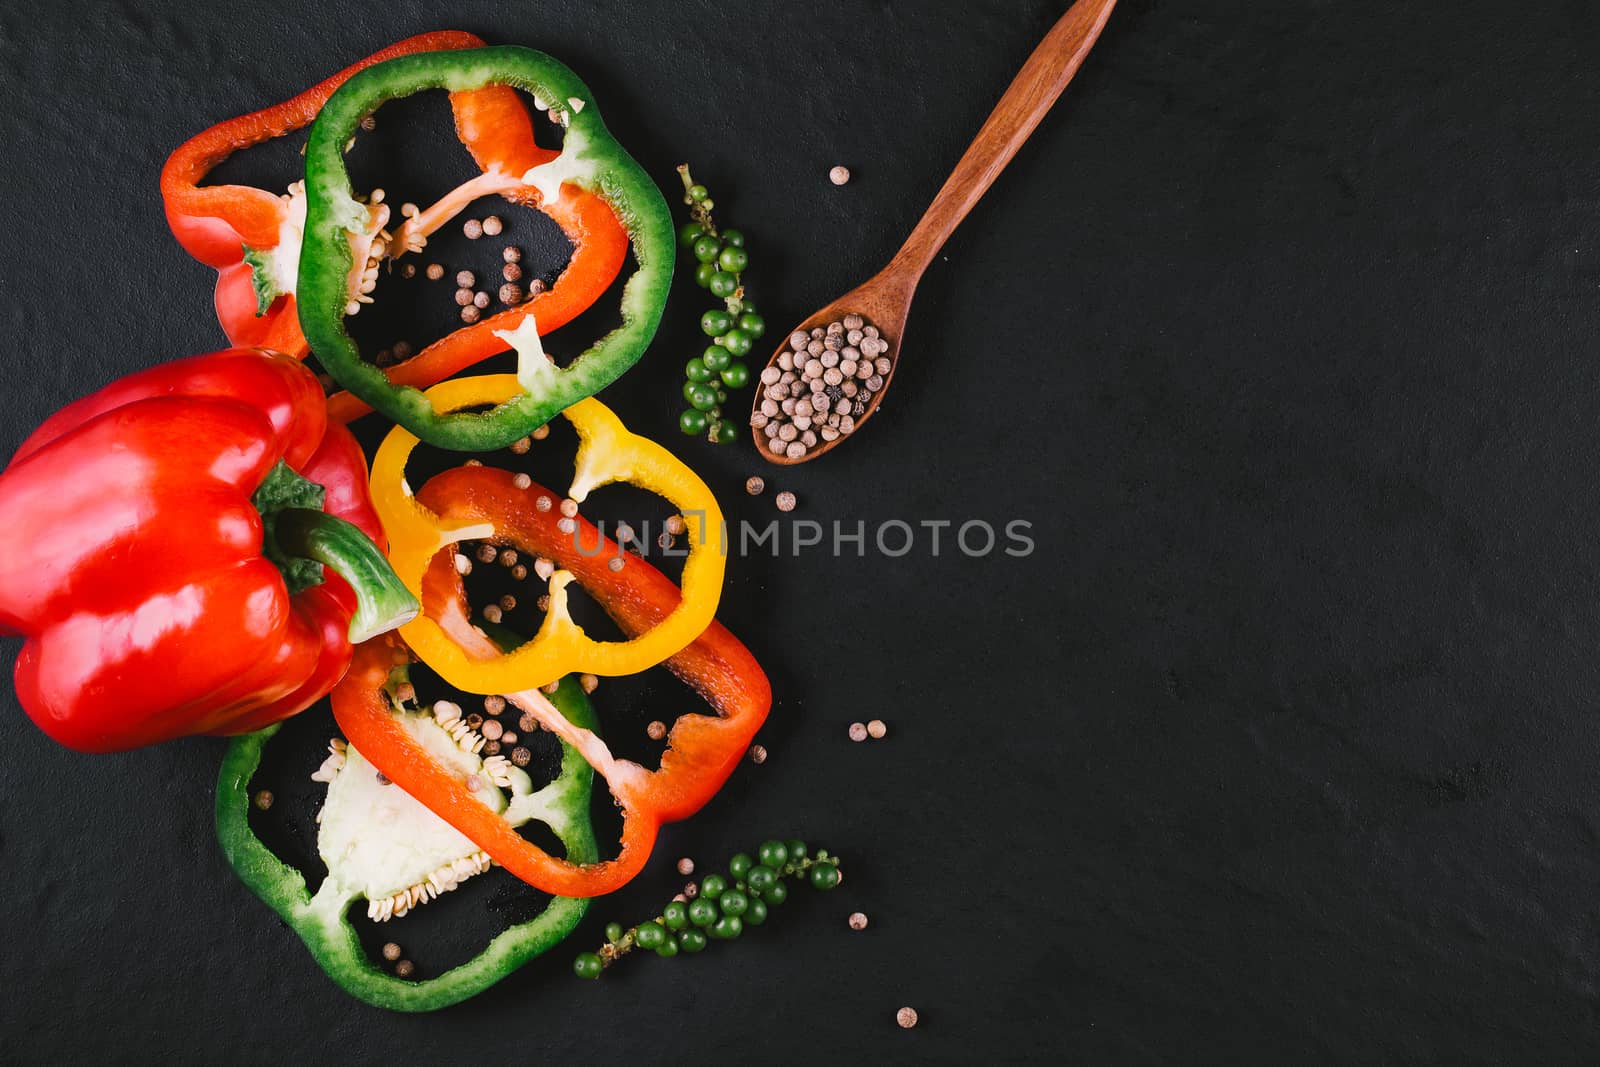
273,508,419,643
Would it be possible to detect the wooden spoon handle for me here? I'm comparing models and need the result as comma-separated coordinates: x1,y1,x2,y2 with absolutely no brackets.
890,0,1117,279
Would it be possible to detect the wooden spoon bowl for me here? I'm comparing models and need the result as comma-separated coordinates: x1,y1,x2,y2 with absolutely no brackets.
752,0,1118,465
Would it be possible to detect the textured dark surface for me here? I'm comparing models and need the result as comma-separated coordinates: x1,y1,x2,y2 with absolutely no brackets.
4,0,1600,1062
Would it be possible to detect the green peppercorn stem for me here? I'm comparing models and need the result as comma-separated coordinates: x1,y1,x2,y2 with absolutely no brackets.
571,843,845,977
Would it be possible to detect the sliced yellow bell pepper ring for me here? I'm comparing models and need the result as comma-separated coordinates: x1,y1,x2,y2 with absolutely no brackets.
370,375,726,694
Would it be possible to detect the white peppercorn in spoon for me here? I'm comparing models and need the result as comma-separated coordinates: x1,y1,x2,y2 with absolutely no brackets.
753,0,1118,465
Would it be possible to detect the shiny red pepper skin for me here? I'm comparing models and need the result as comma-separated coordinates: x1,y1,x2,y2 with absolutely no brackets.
0,348,387,752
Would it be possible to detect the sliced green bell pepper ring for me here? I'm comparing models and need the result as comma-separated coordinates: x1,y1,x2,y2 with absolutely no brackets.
299,46,675,451
216,672,598,1012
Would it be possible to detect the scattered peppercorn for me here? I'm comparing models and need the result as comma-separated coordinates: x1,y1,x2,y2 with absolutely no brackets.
502,246,522,263
499,283,525,305
509,436,532,454
647,720,667,741
896,1007,918,1029
502,262,524,282
664,514,687,536
425,263,444,280
848,722,868,742
472,290,491,309
511,746,532,767
745,476,765,496
460,305,481,324
463,218,483,239
395,959,416,979
776,491,797,512
748,744,767,764
482,215,503,236
253,790,274,811
677,857,695,876
830,165,852,185
608,557,625,572
867,719,887,739
849,912,869,931
481,719,504,741
580,673,599,694
381,942,402,961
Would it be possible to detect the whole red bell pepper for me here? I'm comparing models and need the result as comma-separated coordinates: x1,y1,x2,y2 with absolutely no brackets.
0,348,417,753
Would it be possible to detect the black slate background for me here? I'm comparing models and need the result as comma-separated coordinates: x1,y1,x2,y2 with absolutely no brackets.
5,0,1600,1062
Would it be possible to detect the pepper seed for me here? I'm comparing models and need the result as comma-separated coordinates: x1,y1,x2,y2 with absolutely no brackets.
580,674,599,694
482,604,502,624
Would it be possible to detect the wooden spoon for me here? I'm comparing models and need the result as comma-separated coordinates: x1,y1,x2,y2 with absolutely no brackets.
753,0,1118,465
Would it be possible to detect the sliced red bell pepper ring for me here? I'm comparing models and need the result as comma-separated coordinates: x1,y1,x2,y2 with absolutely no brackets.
0,348,417,753
160,31,628,404
333,465,770,897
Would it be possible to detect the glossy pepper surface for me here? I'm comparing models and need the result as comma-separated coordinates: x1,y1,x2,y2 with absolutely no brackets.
333,464,769,897
370,376,725,694
0,348,417,752
216,675,598,1012
298,46,674,450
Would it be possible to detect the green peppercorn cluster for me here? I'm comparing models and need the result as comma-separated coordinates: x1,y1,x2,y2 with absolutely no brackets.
572,839,841,978
674,164,766,446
